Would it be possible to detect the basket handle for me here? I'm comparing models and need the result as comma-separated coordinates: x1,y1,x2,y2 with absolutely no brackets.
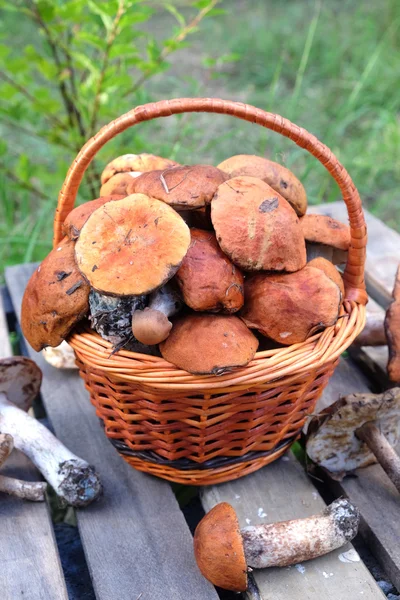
54,97,367,305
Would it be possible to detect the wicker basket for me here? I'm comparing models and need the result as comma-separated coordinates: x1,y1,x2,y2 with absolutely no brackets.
54,98,367,485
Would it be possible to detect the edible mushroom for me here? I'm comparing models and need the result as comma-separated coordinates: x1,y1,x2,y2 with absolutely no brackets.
217,154,308,216
0,357,102,506
99,172,141,197
307,257,345,298
75,195,190,296
211,176,306,272
386,265,400,382
100,153,178,185
300,214,351,264
175,228,244,313
306,388,400,494
131,283,182,345
0,433,47,501
194,499,359,592
62,195,125,240
159,314,258,375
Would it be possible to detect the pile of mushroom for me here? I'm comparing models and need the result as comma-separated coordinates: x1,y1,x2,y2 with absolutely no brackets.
21,151,351,375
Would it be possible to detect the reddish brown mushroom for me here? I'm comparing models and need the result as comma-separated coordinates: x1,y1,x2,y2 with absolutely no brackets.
21,237,90,351
100,153,178,185
211,176,306,272
99,173,141,197
62,195,125,240
175,229,244,313
241,266,341,345
159,314,258,375
300,214,351,264
217,154,308,216
131,165,227,210
386,265,400,382
75,195,190,296
194,499,359,592
307,257,345,298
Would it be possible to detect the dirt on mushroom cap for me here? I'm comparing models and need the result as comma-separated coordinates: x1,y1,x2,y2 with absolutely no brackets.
130,165,227,210
75,194,191,296
300,214,351,250
241,266,341,345
159,314,258,375
217,154,308,216
62,195,125,240
100,153,178,185
175,228,244,313
21,237,90,351
211,176,306,272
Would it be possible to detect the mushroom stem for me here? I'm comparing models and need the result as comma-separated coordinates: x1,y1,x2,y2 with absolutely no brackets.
0,392,102,507
0,475,47,501
240,498,359,569
353,316,386,347
306,243,334,263
131,283,182,345
356,421,400,493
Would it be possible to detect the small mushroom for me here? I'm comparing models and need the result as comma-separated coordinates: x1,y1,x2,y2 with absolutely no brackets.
217,154,308,216
42,341,78,369
211,176,306,272
62,195,125,240
300,214,351,264
175,228,244,313
75,195,190,296
241,266,341,345
306,388,400,494
0,357,102,507
100,153,178,185
99,172,142,197
21,237,90,351
0,433,47,501
131,165,227,210
131,283,182,345
194,499,359,592
159,314,258,375
307,257,345,298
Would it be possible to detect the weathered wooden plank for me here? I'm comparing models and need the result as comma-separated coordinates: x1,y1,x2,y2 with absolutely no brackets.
6,264,218,600
201,419,383,599
0,288,69,600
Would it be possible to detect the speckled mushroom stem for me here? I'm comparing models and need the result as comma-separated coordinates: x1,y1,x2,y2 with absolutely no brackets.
241,498,359,569
0,433,47,501
356,422,400,493
0,393,102,507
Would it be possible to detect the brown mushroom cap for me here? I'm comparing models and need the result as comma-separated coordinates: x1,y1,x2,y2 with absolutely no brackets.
307,257,345,298
241,266,341,345
131,308,172,345
217,154,307,216
0,357,42,411
211,176,306,272
194,502,248,592
100,153,178,185
62,195,125,240
300,214,351,251
385,265,400,382
175,228,244,313
159,314,258,375
306,389,400,474
75,195,190,296
131,165,227,210
21,237,90,351
99,173,141,197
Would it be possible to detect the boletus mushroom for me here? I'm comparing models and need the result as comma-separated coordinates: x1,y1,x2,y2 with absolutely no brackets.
300,214,351,264
0,357,102,506
211,176,306,272
0,432,47,501
307,257,345,298
75,194,190,296
386,265,400,382
217,154,308,216
21,237,90,351
194,499,359,592
131,283,182,345
131,165,227,210
175,228,244,313
62,195,125,240
241,265,341,345
99,173,142,197
100,153,178,185
159,314,258,375
306,388,400,494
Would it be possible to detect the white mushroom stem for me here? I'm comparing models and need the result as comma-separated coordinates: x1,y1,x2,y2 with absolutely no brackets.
0,393,102,507
0,433,47,501
132,283,182,345
356,422,400,493
240,498,359,569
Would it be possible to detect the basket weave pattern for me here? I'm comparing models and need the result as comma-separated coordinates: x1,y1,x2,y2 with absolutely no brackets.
57,98,367,485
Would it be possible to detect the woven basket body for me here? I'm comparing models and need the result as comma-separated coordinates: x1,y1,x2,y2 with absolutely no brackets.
55,98,368,485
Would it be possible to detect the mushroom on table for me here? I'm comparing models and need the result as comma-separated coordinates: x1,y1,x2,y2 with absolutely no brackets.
0,357,102,507
194,499,360,592
306,388,400,494
0,433,47,501
300,213,351,264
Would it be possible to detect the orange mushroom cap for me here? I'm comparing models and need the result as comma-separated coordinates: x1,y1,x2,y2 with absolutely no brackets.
159,314,258,375
75,195,190,296
175,228,244,313
194,502,248,592
100,153,178,185
307,257,345,298
62,195,125,240
217,154,307,216
300,214,351,251
211,176,306,272
99,173,141,197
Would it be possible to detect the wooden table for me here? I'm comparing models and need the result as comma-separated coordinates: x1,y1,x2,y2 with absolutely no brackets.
1,201,398,600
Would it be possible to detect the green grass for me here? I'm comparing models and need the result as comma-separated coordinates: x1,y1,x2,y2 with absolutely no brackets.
2,0,400,277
